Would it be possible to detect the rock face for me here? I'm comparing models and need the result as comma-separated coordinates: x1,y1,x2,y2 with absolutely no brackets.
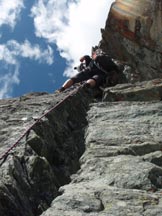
0,88,93,216
100,0,162,81
1,1,162,216
2,80,162,216
40,81,162,216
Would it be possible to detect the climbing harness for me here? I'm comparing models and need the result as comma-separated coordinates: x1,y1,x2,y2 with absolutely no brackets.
0,84,83,165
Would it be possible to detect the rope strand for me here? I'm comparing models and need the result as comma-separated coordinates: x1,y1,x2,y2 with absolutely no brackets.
0,85,82,163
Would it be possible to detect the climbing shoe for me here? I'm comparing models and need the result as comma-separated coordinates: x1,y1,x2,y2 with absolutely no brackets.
83,82,91,88
56,87,65,93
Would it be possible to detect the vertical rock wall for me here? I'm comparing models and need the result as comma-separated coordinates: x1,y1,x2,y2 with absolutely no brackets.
100,0,162,81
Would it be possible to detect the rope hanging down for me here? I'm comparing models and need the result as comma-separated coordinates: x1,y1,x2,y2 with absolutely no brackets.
0,85,82,163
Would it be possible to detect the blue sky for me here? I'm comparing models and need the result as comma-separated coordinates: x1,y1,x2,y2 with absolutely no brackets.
0,0,114,99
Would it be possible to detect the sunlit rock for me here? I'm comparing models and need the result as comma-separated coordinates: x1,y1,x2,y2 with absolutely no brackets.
100,0,162,81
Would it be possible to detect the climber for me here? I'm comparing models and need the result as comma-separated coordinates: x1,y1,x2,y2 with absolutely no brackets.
57,47,118,92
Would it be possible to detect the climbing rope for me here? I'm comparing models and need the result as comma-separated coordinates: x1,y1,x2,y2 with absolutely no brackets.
0,84,83,164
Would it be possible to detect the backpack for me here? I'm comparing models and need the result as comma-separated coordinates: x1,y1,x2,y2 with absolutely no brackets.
94,54,118,74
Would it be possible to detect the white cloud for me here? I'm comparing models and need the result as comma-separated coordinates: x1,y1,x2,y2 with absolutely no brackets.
0,64,20,99
31,0,115,76
0,0,24,29
0,40,54,98
6,40,54,65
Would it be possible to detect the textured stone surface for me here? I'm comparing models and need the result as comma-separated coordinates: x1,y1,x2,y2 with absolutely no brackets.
0,87,93,216
41,84,162,216
103,78,162,101
1,80,162,216
100,0,162,81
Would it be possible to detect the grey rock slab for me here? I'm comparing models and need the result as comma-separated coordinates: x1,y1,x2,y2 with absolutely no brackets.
85,101,162,156
41,100,162,216
41,180,162,216
103,78,162,102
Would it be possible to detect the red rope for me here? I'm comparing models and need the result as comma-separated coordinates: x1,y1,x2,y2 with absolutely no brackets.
0,86,82,162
